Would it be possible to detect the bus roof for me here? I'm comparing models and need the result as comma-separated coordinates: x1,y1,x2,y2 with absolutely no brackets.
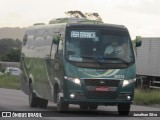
28,17,127,31
28,23,127,31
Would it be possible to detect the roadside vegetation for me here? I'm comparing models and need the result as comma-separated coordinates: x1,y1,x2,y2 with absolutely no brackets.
0,38,21,62
134,88,160,105
0,75,21,90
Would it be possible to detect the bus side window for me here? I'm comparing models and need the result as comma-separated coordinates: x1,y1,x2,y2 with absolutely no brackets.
23,34,28,46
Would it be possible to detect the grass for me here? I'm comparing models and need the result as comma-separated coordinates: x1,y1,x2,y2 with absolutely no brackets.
0,74,21,90
134,89,160,105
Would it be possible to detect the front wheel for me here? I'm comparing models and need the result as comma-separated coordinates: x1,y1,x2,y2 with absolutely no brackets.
29,83,39,107
117,103,130,115
39,98,48,108
56,92,69,112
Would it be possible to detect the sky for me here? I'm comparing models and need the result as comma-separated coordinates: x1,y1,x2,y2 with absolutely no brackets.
0,0,160,39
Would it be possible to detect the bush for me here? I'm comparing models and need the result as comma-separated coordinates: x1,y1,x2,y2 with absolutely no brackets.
0,75,20,90
134,89,160,105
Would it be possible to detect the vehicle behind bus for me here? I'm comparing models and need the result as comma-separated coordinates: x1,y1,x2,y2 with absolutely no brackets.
21,18,141,115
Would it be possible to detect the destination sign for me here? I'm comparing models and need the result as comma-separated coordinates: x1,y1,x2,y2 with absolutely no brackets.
71,31,96,38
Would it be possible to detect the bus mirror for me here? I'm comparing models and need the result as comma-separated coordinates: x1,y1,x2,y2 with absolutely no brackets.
52,34,60,44
52,38,59,44
135,36,142,47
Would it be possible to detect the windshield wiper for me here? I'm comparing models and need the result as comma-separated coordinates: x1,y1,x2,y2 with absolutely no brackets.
81,56,130,65
98,56,130,65
81,56,104,65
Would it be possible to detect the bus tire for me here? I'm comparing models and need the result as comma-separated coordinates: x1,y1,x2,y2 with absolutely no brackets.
56,92,69,112
39,98,48,108
117,103,130,115
29,83,39,107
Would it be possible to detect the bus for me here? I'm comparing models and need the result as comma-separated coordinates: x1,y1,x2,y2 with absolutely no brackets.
21,17,141,115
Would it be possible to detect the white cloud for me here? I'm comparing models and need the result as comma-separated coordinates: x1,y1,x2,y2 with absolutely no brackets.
107,0,160,15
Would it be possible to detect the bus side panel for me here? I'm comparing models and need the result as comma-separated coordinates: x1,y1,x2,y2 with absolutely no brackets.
21,25,66,101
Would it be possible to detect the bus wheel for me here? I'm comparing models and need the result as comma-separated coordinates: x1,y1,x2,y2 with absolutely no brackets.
56,92,69,112
39,98,48,108
117,103,130,115
29,83,39,107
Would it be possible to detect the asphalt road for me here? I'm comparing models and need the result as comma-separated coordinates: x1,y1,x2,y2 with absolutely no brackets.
0,88,160,120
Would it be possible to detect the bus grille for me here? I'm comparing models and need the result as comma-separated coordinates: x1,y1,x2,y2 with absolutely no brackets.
84,79,120,99
84,79,120,87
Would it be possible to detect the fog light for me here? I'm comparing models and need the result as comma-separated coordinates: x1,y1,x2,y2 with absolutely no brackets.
127,96,131,100
70,93,75,98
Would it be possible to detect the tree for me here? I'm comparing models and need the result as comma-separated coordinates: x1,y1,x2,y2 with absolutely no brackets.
65,11,86,18
7,49,21,62
65,10,103,22
0,38,22,62
84,13,103,22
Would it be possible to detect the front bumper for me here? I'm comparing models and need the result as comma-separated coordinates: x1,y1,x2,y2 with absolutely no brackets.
63,78,135,105
64,98,133,105
63,90,134,105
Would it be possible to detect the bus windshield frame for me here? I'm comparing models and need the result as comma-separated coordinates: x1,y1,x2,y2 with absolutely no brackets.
65,27,135,69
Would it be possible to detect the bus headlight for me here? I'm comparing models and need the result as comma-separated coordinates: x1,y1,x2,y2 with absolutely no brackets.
123,80,129,87
123,79,135,87
74,78,81,85
64,76,81,85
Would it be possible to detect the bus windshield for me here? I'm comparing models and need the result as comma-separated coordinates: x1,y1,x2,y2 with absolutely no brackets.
65,28,134,65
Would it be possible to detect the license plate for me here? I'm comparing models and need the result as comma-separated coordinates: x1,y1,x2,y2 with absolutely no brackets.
96,86,109,92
